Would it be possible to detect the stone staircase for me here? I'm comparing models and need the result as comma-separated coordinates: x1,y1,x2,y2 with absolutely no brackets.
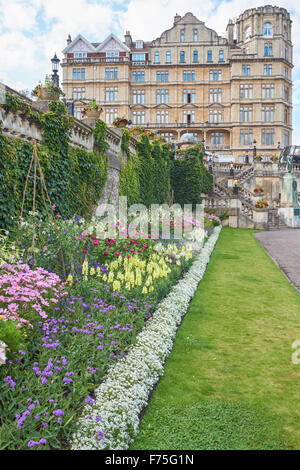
205,161,300,230
267,209,290,231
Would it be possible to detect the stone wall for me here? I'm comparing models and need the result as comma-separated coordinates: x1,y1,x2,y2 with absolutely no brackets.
0,84,138,209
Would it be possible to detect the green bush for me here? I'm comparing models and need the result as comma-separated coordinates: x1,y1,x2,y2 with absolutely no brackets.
171,145,213,207
0,321,25,358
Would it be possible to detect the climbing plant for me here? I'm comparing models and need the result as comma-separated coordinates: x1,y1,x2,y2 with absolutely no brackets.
171,145,213,207
0,102,108,231
119,129,141,206
94,119,110,157
151,141,172,204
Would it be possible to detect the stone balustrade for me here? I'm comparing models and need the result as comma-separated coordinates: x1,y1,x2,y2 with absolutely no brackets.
0,84,137,163
0,107,43,143
0,85,138,210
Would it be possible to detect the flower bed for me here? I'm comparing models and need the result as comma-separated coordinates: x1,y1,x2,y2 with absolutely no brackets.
71,226,221,450
0,206,222,449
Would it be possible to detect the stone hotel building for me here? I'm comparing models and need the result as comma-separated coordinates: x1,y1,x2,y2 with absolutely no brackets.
61,5,293,162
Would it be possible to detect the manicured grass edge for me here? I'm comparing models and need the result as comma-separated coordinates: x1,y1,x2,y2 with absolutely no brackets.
71,227,222,450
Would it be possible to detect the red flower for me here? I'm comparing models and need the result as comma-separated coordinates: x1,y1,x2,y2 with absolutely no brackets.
93,240,99,246
83,250,88,254
104,251,108,256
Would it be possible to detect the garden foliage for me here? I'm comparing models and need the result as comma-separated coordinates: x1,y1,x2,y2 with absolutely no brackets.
0,96,108,231
172,145,213,206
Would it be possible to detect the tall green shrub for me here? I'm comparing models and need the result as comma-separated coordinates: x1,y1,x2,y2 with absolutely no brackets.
119,130,141,206
171,145,213,206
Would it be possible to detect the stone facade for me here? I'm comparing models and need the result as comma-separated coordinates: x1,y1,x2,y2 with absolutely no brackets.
61,5,293,163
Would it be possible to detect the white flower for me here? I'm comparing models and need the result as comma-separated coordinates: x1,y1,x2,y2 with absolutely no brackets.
71,227,221,450
0,341,8,367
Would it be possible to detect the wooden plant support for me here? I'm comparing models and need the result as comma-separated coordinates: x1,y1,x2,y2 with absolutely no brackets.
19,140,66,278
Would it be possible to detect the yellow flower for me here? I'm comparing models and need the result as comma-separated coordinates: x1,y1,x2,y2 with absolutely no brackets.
90,267,96,276
142,286,148,295
112,280,121,292
67,274,73,286
103,274,108,282
82,259,89,275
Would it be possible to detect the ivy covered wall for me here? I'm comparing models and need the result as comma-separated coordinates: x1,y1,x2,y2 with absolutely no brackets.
0,100,108,231
171,146,213,206
119,133,212,209
119,131,173,207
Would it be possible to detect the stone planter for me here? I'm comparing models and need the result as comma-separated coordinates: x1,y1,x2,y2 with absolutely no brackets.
39,87,60,101
85,109,101,119
114,122,127,128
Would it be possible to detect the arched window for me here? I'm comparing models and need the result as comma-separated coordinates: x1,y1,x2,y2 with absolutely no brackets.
264,23,273,37
245,26,251,41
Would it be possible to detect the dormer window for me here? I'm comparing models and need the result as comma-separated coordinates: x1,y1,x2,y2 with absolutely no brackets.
264,23,273,37
180,29,185,42
136,40,144,49
193,29,198,41
74,52,87,58
106,51,119,62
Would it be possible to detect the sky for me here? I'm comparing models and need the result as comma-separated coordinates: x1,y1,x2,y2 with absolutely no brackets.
0,0,299,142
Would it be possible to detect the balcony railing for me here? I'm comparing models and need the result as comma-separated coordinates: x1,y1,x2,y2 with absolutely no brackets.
62,57,130,65
143,122,232,129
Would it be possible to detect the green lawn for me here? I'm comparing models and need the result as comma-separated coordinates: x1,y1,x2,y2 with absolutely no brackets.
131,228,300,450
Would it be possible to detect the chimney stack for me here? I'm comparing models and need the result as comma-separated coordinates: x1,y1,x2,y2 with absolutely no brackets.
124,30,132,48
226,19,234,44
174,13,181,25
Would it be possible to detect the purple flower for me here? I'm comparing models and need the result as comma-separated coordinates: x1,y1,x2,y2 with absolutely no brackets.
85,396,94,406
53,409,64,417
63,377,73,385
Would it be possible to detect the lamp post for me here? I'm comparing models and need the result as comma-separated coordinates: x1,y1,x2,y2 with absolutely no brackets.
277,141,281,150
230,162,234,178
51,53,60,87
245,149,249,164
253,139,257,158
201,137,205,153
233,179,239,195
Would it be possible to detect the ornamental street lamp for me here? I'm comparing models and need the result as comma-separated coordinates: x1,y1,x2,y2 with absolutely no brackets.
245,149,249,164
51,53,60,87
201,137,205,153
230,162,234,178
233,179,239,195
253,139,257,158
277,141,281,149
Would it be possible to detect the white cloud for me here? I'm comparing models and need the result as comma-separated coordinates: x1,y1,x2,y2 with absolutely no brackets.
0,0,300,142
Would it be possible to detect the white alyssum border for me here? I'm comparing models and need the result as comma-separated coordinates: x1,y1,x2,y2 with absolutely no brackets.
71,226,222,450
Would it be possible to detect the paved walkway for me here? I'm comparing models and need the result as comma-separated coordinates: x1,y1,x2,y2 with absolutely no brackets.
254,230,300,294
